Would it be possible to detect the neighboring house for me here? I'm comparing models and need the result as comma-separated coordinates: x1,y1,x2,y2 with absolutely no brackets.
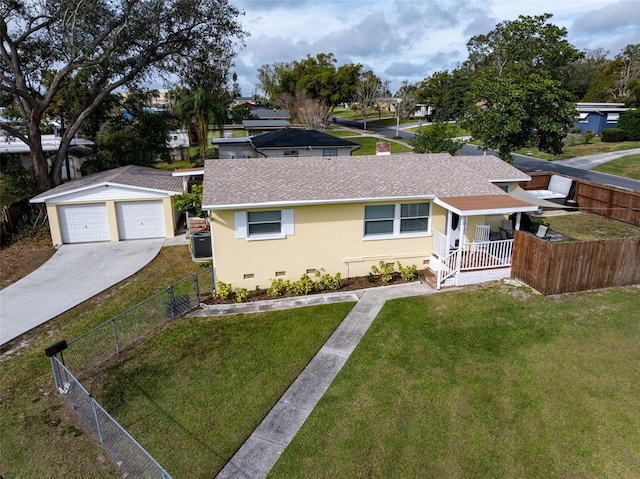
249,107,290,121
240,119,292,136
0,133,93,180
201,154,538,290
573,102,629,135
212,128,360,159
30,165,184,245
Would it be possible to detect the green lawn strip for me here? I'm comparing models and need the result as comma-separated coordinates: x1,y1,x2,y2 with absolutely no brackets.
0,246,204,479
515,140,640,161
543,212,640,241
348,136,413,155
592,155,640,180
406,123,471,137
328,129,364,138
269,285,640,479
83,302,354,478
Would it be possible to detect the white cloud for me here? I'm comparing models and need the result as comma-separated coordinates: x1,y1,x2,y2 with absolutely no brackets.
229,0,639,96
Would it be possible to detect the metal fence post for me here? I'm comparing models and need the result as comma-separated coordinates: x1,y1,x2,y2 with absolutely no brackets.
193,273,200,304
111,319,120,354
91,398,104,443
167,285,175,319
50,356,62,390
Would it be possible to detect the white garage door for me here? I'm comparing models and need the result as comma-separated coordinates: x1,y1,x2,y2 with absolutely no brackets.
116,201,166,240
59,203,110,243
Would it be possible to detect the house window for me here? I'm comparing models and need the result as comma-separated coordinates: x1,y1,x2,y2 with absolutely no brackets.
578,112,589,123
364,203,430,238
248,210,281,236
607,113,619,123
235,209,294,240
323,148,338,157
283,150,299,157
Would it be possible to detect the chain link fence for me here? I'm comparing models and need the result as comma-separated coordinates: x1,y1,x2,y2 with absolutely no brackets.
63,267,214,375
46,267,215,478
50,356,172,479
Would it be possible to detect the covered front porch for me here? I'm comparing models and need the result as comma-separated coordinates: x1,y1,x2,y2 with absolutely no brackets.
428,194,538,289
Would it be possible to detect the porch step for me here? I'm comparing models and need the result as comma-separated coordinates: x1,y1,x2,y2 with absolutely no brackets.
424,269,438,289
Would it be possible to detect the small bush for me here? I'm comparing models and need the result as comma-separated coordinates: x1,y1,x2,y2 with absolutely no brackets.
601,128,627,142
267,278,289,297
397,262,418,281
288,274,316,295
235,288,248,303
316,270,343,291
371,261,395,283
215,281,233,300
584,130,595,144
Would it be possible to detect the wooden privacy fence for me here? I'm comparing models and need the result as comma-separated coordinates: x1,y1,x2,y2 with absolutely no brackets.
521,172,640,227
511,230,640,295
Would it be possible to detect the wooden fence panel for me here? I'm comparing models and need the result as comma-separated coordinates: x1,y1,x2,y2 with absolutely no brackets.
512,231,640,295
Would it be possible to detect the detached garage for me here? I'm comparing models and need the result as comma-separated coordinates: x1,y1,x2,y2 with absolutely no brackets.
31,165,184,245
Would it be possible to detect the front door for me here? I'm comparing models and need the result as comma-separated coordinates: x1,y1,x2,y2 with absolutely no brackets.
446,211,460,249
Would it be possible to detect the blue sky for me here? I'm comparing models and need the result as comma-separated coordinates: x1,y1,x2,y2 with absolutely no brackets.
228,0,640,96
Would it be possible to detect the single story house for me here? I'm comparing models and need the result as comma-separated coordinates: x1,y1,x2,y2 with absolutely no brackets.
212,128,360,159
30,165,184,245
573,102,629,135
201,154,538,290
0,133,93,180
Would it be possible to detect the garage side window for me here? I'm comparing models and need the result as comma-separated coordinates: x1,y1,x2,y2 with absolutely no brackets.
235,209,294,240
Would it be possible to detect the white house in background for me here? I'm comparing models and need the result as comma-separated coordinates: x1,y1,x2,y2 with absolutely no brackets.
0,133,93,180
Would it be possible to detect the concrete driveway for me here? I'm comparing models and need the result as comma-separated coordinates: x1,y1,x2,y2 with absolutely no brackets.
0,239,165,346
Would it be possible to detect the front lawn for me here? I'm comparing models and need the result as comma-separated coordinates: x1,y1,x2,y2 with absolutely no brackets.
593,154,640,180
348,136,413,155
269,285,640,479
84,303,354,478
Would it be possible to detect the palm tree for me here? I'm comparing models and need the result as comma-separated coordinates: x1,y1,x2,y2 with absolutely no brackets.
177,88,216,162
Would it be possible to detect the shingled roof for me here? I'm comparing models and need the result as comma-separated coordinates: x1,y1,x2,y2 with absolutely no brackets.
31,165,183,203
202,154,531,210
250,128,359,150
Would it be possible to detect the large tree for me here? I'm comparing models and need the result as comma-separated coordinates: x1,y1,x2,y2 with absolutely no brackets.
463,14,581,162
354,71,384,130
1,0,246,193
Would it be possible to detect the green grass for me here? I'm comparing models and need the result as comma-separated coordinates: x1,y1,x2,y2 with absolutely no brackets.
406,122,471,137
516,139,640,161
84,302,354,478
0,246,205,479
593,155,640,180
348,137,413,155
543,212,640,241
268,285,640,479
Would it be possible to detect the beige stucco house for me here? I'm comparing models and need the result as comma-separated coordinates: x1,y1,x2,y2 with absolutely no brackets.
31,165,183,245
202,154,538,290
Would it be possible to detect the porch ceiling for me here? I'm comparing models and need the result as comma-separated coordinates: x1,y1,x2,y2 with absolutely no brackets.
435,194,538,216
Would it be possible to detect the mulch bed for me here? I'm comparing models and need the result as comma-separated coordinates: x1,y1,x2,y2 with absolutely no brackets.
203,271,430,305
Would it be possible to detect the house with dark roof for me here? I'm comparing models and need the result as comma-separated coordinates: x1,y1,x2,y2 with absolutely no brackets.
201,153,538,290
212,128,360,159
30,165,184,245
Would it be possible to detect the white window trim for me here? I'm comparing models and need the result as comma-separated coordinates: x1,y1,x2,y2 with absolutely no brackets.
363,203,431,241
235,209,294,241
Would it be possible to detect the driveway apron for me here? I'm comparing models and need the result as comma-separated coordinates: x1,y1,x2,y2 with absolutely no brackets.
0,239,164,346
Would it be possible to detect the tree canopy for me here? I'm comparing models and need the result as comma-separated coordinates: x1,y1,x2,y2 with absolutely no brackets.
462,14,581,162
1,0,246,192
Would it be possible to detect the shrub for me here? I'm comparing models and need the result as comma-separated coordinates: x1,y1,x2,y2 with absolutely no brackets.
371,261,395,283
584,130,595,144
617,109,640,141
215,281,233,300
235,288,248,303
397,262,418,281
267,278,289,297
288,274,316,295
601,128,627,142
316,270,343,291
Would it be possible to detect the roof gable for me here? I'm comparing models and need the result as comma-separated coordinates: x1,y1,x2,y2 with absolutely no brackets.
31,165,183,203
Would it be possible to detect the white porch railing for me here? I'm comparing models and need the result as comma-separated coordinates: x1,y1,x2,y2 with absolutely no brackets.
431,229,514,289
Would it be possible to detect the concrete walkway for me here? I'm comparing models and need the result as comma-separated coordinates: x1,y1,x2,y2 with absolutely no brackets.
552,148,640,169
213,281,435,479
0,238,166,346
